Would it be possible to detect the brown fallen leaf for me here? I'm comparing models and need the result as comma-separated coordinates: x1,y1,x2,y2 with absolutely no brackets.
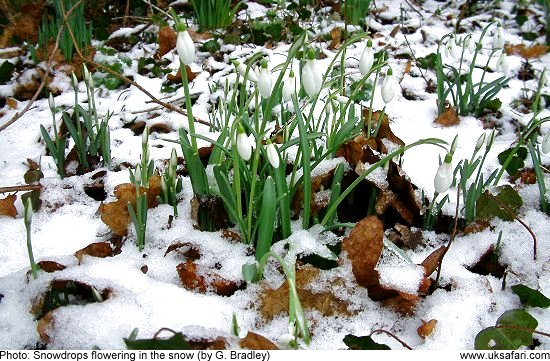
420,246,447,277
37,310,54,343
158,27,177,57
0,194,17,218
418,319,438,338
434,103,459,127
260,264,351,320
37,261,66,273
505,44,549,59
167,65,199,83
100,176,162,236
74,242,113,264
177,260,244,297
239,332,279,350
328,27,341,50
341,216,384,288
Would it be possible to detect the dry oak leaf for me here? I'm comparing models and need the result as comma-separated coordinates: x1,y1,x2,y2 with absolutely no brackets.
37,261,66,273
239,332,279,350
418,319,438,339
100,176,162,236
167,65,200,83
0,194,17,218
74,242,113,264
328,27,342,49
505,44,549,59
362,109,405,147
434,103,460,127
341,216,384,288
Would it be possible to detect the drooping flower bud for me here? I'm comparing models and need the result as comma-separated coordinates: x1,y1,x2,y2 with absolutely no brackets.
496,52,508,74
236,125,252,161
48,93,55,112
301,48,322,97
24,198,33,226
493,23,504,49
176,30,196,65
381,68,397,104
82,65,90,83
359,39,374,76
282,70,297,102
71,73,78,89
266,141,280,169
142,126,149,146
257,59,272,99
233,61,258,83
434,158,453,194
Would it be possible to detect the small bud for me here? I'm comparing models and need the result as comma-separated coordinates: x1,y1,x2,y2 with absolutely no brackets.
88,74,95,90
142,126,149,146
467,36,476,54
334,94,350,104
381,68,396,104
434,159,453,194
233,60,258,83
48,94,55,111
236,125,252,161
176,30,196,65
486,130,495,150
475,133,486,152
82,65,90,82
257,60,272,99
266,141,280,169
71,73,79,89
359,39,374,76
493,23,504,49
134,165,142,184
24,198,33,225
170,148,178,169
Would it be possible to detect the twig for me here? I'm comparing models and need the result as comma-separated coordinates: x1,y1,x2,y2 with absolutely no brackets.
489,193,537,261
370,329,413,350
399,6,430,86
435,187,461,287
0,185,42,193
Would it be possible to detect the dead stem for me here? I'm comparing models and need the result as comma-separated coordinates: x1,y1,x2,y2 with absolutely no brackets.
370,329,413,350
435,187,461,287
0,185,41,193
489,193,537,261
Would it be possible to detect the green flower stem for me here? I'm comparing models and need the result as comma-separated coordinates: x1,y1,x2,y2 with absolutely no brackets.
24,216,38,280
528,140,549,214
293,95,311,229
246,142,261,244
181,63,198,154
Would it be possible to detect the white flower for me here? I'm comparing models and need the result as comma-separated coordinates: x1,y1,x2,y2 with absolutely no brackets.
257,60,272,99
334,94,350,104
266,142,280,169
170,148,178,169
176,30,195,65
236,126,253,161
359,39,374,76
445,36,457,58
542,132,550,154
466,35,476,54
48,93,55,111
493,24,504,49
134,165,142,184
475,133,486,152
24,198,33,225
302,49,323,97
71,73,78,89
234,61,258,83
381,68,397,104
82,65,90,83
496,52,508,73
434,160,453,193
88,74,94,90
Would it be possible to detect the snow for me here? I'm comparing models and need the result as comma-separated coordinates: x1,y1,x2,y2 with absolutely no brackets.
0,0,549,351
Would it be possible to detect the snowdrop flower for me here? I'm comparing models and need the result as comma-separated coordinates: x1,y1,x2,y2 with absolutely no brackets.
48,93,55,111
134,165,142,185
434,156,453,193
359,39,374,76
542,131,550,154
493,23,504,49
277,324,296,347
236,125,253,161
475,133,486,152
266,141,280,169
445,35,457,58
257,60,272,99
334,94,350,104
282,70,296,102
381,68,397,104
302,48,323,97
87,73,95,90
142,126,149,146
466,36,477,54
176,29,195,65
496,52,508,74
233,61,258,83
